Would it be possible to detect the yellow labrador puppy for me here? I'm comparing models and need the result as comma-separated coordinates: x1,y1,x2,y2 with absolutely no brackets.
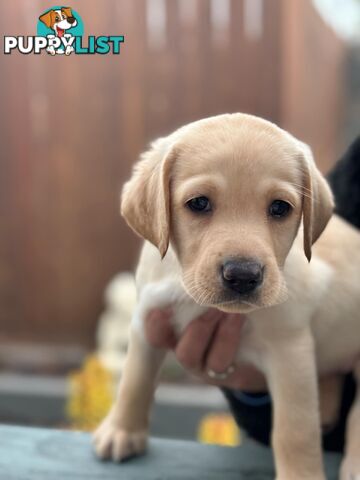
93,114,360,480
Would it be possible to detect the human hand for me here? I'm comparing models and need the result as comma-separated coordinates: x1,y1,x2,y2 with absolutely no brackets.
144,308,267,391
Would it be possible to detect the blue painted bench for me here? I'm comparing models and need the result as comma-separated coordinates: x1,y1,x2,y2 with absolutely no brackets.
0,425,341,479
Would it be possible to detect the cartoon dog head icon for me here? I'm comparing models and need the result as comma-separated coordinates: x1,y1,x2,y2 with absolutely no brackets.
39,7,77,37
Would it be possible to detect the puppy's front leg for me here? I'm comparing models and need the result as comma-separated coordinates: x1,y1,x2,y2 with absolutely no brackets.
340,361,360,480
93,327,165,462
266,329,325,480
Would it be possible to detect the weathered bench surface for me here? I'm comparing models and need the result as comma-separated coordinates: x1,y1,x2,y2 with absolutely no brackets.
0,424,341,479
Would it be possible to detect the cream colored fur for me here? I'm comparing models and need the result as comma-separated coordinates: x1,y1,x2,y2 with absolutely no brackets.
93,114,360,480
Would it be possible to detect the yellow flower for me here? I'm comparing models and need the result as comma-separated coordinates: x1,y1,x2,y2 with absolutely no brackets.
66,354,115,431
197,413,241,447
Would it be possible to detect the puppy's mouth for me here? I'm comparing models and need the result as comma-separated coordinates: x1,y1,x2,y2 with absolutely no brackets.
183,283,262,313
55,26,65,37
212,295,261,313
183,280,286,313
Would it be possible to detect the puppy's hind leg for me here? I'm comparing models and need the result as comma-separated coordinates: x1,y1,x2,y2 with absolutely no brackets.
340,360,360,480
93,327,165,462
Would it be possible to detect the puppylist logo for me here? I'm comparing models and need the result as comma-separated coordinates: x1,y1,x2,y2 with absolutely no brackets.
4,6,124,56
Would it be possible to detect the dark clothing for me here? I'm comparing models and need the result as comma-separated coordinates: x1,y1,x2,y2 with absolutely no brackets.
327,136,360,229
223,373,356,452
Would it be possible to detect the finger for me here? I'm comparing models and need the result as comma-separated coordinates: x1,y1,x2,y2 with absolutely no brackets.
144,308,176,349
205,313,247,373
205,363,267,391
175,309,223,370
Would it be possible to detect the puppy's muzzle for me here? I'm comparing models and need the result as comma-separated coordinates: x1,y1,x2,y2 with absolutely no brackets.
67,16,76,24
221,259,264,295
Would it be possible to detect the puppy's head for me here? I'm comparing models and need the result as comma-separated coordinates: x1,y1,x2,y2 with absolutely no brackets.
121,114,334,312
39,7,77,35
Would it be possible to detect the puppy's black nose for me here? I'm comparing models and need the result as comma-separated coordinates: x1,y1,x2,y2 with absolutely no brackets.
221,260,263,295
67,16,76,24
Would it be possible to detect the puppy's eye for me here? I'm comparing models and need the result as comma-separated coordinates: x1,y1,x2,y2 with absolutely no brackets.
186,196,212,213
269,200,292,219
55,16,60,21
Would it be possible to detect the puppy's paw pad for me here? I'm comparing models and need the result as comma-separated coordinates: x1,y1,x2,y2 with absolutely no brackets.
93,422,147,462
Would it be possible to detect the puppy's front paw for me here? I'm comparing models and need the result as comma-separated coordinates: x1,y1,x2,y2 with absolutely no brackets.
65,46,74,56
340,456,360,480
93,417,148,462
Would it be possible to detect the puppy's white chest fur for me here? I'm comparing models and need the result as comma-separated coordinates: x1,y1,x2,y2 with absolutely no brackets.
133,279,206,337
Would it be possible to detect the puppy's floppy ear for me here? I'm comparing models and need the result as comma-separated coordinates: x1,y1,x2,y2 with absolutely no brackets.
39,10,55,28
121,139,177,258
61,7,73,18
299,142,334,262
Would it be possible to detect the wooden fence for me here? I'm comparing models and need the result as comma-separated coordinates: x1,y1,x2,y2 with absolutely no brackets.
0,0,345,348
